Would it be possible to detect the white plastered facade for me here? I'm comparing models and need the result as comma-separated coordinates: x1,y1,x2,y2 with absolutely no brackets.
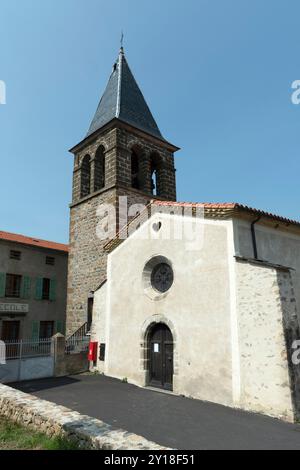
91,213,300,422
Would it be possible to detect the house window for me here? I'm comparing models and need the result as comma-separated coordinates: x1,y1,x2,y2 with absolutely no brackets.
5,274,22,298
39,321,54,339
35,278,56,301
10,250,21,260
42,278,51,300
46,256,55,266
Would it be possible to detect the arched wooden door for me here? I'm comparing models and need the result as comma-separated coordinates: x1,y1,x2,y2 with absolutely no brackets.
148,323,173,390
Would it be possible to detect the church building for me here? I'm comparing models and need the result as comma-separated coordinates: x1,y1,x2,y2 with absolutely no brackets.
67,47,300,423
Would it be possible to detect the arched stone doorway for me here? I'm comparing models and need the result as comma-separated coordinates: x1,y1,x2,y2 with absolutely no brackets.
148,323,174,390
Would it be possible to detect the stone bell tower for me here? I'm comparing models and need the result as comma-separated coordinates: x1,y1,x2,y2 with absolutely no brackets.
66,47,179,336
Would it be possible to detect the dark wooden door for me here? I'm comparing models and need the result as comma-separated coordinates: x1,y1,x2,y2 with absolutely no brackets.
149,323,173,390
1,321,20,341
1,321,20,357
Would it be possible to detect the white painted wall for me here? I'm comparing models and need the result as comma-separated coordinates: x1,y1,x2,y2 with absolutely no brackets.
236,261,295,421
235,219,300,323
91,282,107,374
234,218,300,421
92,214,300,421
94,214,234,406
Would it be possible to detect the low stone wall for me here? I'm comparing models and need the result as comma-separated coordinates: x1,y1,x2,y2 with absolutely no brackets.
52,334,89,378
55,351,89,377
0,384,169,450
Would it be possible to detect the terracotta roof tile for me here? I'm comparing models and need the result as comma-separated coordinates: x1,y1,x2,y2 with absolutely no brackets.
0,231,69,253
152,200,300,227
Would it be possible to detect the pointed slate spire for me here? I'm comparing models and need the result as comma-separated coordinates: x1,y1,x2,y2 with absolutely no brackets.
87,48,163,140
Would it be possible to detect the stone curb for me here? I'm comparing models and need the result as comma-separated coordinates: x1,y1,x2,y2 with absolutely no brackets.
0,384,171,450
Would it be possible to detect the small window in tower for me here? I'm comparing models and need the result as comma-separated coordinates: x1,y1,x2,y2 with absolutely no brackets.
150,152,161,196
10,250,21,260
80,155,91,198
131,149,140,189
46,256,55,266
94,146,105,191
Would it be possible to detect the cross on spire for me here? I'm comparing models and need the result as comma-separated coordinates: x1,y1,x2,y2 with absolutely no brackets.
86,46,163,140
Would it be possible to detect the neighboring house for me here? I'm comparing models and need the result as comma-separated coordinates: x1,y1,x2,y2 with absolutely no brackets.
0,231,68,341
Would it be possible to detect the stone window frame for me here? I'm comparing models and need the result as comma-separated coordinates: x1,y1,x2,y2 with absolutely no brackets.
142,255,174,301
127,136,168,197
76,138,110,201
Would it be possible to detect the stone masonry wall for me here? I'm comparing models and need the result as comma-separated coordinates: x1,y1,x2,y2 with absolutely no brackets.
66,187,152,335
66,124,177,336
66,187,116,336
72,126,176,205
0,384,169,450
236,260,300,422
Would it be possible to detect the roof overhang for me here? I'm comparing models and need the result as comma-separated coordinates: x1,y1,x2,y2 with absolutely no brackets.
103,200,300,254
69,118,180,154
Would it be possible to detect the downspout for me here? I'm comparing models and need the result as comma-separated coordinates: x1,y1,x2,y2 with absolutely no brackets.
250,216,261,260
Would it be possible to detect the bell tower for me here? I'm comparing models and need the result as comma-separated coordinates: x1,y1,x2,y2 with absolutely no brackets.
66,47,179,335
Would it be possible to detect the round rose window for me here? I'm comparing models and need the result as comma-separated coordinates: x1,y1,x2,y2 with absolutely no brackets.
151,263,174,293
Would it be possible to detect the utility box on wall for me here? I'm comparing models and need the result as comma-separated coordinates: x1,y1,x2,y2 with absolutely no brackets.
88,341,98,362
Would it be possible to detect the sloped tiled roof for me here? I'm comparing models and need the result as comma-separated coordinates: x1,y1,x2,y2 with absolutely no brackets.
104,200,300,253
152,200,300,226
86,48,163,140
0,231,69,253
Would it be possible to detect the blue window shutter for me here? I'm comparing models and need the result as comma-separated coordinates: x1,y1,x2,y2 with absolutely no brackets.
0,273,6,298
21,276,31,299
32,321,39,341
35,278,43,300
49,279,56,301
56,320,64,335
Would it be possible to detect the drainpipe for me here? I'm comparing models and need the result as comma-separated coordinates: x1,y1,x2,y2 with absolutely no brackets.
250,216,261,260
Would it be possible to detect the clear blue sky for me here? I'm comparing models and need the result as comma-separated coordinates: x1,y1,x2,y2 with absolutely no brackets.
1,0,299,243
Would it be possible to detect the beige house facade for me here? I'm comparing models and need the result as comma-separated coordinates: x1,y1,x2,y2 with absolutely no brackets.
0,231,68,341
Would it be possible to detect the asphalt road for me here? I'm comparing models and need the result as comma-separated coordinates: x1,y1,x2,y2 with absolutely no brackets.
12,374,300,450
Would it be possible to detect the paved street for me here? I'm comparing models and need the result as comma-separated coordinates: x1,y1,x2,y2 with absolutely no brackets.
12,374,300,450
